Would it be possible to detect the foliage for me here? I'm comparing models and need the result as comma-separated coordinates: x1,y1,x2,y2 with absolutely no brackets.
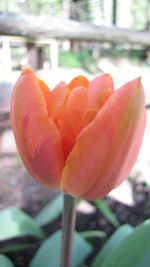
94,199,120,228
26,0,62,15
29,230,92,267
59,50,82,68
0,0,62,15
101,46,145,64
59,49,96,70
91,220,150,267
91,224,134,267
0,207,44,241
0,195,150,266
0,254,15,267
131,0,149,29
35,194,63,227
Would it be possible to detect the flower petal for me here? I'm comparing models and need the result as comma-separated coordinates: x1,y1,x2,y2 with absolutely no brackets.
68,75,89,91
37,78,52,101
11,69,64,188
47,81,68,118
56,86,95,159
82,111,146,200
65,86,94,134
61,78,146,199
88,73,114,108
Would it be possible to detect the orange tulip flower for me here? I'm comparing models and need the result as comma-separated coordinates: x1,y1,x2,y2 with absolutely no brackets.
11,68,146,200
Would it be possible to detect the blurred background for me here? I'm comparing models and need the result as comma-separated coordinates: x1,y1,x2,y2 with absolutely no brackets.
0,1,150,267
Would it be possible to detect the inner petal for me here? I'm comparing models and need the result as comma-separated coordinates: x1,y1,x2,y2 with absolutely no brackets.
47,81,68,118
97,88,113,109
68,75,89,91
54,86,95,159
88,73,114,109
65,86,93,134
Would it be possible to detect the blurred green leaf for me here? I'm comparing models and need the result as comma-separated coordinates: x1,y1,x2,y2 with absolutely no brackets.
101,219,150,267
59,50,82,68
0,254,15,267
0,242,40,254
29,230,92,267
35,194,63,227
94,199,119,227
0,207,44,241
91,224,133,267
80,230,106,239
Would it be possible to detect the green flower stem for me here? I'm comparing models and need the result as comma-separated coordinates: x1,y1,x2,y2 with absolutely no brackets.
60,194,76,267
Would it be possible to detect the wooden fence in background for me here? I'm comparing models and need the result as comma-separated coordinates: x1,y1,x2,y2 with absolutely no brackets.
0,14,150,46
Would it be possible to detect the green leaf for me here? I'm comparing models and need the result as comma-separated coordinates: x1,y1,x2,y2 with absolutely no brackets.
29,230,92,267
0,254,16,267
0,242,40,254
0,207,44,241
35,194,63,227
94,199,120,227
96,220,150,267
80,230,106,239
91,224,133,267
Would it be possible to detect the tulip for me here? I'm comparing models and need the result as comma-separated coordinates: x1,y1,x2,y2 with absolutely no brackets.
11,68,146,200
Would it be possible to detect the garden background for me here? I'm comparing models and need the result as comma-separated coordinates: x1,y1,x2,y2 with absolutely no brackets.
0,1,150,267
